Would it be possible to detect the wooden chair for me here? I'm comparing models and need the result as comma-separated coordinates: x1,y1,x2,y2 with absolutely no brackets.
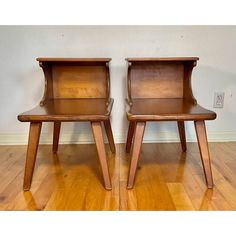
18,58,116,191
125,57,216,189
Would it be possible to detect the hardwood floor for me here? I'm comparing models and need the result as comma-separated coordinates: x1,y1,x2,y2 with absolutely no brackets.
0,142,235,210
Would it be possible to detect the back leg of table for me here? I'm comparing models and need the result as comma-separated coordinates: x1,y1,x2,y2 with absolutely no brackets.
126,121,136,153
103,119,116,153
177,121,187,152
53,121,61,153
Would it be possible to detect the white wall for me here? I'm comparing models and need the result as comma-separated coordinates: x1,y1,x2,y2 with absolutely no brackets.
0,26,235,144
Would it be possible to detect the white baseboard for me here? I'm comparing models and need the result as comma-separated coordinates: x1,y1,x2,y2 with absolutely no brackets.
0,131,236,145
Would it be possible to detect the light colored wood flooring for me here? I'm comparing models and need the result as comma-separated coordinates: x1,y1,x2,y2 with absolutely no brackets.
0,142,235,210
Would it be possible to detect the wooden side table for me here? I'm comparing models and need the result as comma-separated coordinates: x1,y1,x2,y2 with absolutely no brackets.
18,58,116,190
125,57,216,189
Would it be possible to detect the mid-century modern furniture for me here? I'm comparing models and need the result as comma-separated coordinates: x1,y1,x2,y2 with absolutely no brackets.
125,57,216,189
18,58,116,190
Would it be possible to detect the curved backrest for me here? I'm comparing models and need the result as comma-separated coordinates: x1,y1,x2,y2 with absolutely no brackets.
37,58,111,104
126,58,199,103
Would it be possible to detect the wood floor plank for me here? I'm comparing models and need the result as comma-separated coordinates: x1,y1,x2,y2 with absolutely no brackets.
167,183,195,210
183,182,216,210
215,179,236,209
193,173,232,210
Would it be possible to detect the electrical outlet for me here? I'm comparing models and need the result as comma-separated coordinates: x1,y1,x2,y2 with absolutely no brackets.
213,92,224,108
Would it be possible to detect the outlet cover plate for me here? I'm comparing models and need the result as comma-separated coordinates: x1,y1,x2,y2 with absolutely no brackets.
213,92,225,108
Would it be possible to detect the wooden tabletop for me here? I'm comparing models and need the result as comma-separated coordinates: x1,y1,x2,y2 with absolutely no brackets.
18,98,114,122
36,58,111,62
126,57,199,62
126,98,216,121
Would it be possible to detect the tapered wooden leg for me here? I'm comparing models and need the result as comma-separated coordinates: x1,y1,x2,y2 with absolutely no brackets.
23,122,42,191
126,121,136,153
103,119,116,153
91,121,112,190
194,120,213,188
127,121,146,189
177,121,187,152
53,121,61,153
